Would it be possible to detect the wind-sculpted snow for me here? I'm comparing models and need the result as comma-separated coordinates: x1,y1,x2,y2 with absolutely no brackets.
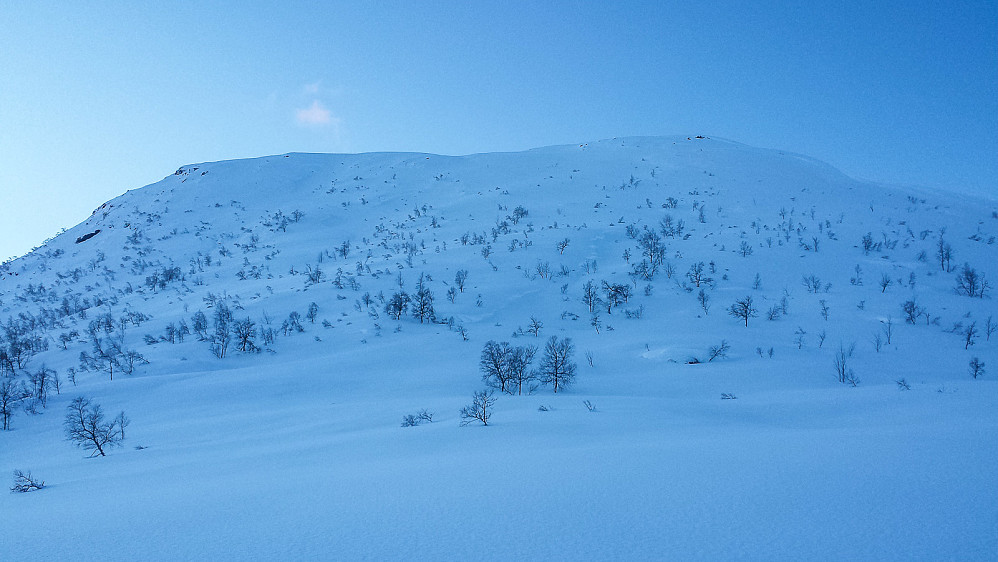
1,136,996,560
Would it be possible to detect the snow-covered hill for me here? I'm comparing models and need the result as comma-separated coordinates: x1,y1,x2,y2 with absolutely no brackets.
2,136,996,560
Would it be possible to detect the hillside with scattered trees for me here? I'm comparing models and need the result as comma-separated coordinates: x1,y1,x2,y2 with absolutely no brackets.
1,136,995,560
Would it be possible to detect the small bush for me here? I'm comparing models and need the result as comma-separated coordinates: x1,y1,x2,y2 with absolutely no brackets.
460,389,496,426
969,357,986,379
10,470,44,493
707,340,730,362
401,409,434,427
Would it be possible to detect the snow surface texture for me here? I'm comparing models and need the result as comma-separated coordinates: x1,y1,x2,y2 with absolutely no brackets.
1,136,996,560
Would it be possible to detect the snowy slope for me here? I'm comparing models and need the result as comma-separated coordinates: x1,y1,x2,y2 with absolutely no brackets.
1,136,996,560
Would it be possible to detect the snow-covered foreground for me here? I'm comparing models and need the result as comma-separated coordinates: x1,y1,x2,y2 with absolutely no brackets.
1,137,996,559
6,341,996,560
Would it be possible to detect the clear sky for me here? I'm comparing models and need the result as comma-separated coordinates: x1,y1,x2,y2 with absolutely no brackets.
1,1,996,260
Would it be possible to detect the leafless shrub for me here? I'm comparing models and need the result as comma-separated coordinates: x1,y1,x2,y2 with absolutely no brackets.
459,389,496,426
10,470,44,493
64,397,125,457
707,340,730,362
401,409,434,427
969,357,986,379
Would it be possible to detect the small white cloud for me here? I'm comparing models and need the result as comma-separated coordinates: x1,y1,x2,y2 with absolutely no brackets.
296,100,335,126
303,82,321,95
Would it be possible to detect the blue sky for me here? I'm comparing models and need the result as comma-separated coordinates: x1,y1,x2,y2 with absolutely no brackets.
1,1,996,260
